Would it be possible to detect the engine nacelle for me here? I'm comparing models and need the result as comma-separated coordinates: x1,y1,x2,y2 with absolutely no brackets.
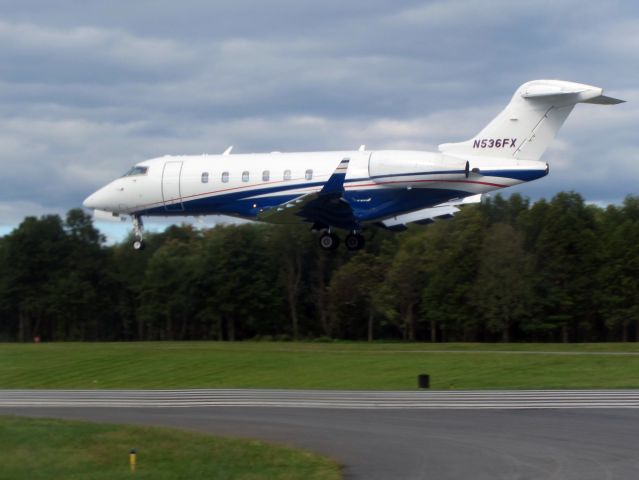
368,151,468,182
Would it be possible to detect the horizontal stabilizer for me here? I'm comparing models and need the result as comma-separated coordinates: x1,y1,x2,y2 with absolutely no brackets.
520,82,624,104
521,87,586,98
582,95,625,105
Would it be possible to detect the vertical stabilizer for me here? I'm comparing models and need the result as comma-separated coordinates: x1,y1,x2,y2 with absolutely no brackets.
438,80,623,162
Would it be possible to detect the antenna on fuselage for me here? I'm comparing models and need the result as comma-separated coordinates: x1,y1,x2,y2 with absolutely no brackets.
358,144,366,151
222,146,233,155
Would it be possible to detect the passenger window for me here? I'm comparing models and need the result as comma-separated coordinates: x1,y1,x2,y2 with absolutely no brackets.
305,169,313,180
222,171,229,183
283,169,291,181
262,170,270,182
201,172,209,183
242,171,249,182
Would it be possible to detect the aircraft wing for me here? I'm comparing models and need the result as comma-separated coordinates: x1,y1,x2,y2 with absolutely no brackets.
257,158,357,229
376,194,482,231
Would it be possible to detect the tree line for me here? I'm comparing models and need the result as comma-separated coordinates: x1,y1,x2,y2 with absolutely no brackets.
1,191,639,343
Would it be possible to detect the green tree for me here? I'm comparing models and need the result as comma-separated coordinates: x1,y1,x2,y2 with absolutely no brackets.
0,215,68,341
328,252,387,341
598,197,639,341
138,237,201,340
471,223,534,341
419,207,485,341
532,192,601,342
270,226,312,340
480,193,530,225
195,225,281,340
380,230,430,341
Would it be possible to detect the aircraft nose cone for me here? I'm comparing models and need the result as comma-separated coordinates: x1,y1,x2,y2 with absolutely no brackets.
83,192,98,209
83,186,112,211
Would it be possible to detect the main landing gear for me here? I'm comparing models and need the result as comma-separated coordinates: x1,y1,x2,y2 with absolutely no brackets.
318,230,365,251
132,215,145,251
319,231,340,250
345,232,365,251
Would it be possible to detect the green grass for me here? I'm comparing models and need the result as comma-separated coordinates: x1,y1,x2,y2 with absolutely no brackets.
1,341,639,390
0,416,341,480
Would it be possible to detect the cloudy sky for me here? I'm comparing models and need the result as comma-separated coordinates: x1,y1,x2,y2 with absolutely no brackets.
1,0,637,239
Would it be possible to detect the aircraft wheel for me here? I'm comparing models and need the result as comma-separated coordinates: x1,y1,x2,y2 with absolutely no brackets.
319,232,339,251
133,240,146,251
345,233,365,251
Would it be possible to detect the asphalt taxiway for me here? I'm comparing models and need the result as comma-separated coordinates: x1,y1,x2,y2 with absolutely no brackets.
1,389,638,479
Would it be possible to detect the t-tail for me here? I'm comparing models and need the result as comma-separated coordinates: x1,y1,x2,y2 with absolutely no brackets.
439,80,624,162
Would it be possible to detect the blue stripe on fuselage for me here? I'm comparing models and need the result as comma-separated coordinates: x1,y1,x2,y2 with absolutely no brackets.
140,186,472,222
136,168,545,220
480,169,548,181
371,168,547,182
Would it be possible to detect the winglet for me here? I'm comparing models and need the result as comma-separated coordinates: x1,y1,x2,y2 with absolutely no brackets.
320,158,350,194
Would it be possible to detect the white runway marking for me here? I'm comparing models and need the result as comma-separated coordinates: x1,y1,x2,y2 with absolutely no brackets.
1,389,639,409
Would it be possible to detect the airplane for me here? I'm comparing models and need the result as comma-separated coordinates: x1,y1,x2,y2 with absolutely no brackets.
83,79,623,251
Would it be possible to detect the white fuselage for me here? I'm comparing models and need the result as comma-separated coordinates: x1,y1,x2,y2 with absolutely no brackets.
83,149,547,224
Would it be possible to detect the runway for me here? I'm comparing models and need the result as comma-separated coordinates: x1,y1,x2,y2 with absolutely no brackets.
2,388,639,409
1,389,638,479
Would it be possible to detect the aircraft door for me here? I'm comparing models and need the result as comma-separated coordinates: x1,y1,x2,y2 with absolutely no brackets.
162,161,184,211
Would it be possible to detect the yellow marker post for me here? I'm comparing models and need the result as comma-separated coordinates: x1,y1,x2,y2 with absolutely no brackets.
129,448,137,473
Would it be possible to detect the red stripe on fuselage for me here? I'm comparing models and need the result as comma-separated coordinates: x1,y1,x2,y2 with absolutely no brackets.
347,178,508,188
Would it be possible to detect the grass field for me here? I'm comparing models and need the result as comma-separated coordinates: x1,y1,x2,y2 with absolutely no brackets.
0,416,340,480
2,341,639,389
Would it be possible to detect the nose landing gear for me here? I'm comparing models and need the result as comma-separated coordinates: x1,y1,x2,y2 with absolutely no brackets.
132,215,145,250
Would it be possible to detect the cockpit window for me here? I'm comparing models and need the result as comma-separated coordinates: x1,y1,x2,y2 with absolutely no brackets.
123,166,148,177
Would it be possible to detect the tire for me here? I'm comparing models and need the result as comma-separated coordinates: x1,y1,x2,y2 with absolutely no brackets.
345,233,365,251
319,233,339,250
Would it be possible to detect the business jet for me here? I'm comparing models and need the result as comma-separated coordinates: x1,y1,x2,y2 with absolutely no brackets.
83,79,622,251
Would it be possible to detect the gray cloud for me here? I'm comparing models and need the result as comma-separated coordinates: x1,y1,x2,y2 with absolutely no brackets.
0,0,637,234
